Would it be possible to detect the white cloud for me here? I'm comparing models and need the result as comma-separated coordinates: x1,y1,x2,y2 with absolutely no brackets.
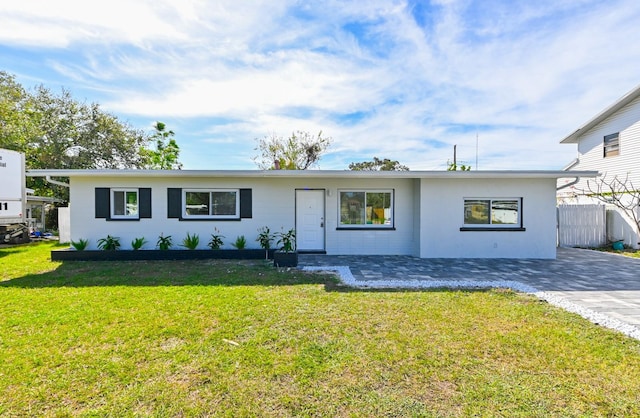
2,0,640,170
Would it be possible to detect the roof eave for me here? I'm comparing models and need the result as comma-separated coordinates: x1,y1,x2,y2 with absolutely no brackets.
559,83,640,144
27,169,599,180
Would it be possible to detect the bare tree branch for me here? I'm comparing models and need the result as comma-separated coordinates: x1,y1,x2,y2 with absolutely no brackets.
586,174,640,237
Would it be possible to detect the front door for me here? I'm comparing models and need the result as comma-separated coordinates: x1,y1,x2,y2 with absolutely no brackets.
295,189,325,252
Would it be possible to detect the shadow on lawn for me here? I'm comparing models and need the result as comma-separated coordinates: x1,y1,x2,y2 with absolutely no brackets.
0,259,335,288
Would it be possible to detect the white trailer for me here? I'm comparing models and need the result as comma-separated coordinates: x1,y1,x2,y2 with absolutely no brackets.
0,148,29,243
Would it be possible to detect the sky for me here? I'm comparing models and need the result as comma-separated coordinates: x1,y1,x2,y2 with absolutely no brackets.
2,0,640,171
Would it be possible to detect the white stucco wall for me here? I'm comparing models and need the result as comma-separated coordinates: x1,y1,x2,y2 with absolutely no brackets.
67,174,559,258
69,176,417,255
419,178,558,258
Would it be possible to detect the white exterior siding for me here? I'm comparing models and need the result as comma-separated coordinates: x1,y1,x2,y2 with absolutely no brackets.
559,88,640,248
565,95,640,193
419,178,558,258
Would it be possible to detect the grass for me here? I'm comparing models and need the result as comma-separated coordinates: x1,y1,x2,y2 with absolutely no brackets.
594,245,640,258
2,242,640,416
607,248,640,258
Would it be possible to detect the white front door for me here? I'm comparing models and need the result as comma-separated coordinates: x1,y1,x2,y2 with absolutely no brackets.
295,189,325,252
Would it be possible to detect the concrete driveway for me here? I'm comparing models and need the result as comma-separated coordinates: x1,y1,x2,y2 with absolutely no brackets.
300,247,640,339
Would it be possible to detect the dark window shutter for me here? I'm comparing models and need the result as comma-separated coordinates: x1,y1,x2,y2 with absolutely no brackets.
95,188,110,219
167,188,182,219
139,188,152,218
240,189,252,219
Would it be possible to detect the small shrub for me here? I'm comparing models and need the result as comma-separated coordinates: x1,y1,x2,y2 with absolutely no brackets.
257,226,274,259
182,232,200,250
232,235,247,250
208,228,225,250
71,238,89,251
277,228,296,253
97,235,121,251
157,234,173,250
131,237,147,250
256,227,273,249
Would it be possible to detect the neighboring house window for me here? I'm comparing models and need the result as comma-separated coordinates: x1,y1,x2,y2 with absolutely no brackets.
95,188,152,221
462,198,524,231
603,133,620,157
183,189,240,219
338,190,393,228
111,189,139,219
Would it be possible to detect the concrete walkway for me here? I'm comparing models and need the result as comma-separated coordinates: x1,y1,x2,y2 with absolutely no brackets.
299,247,640,339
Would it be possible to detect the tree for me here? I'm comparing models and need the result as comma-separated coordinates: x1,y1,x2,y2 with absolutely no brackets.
447,160,471,171
1,71,150,201
253,130,331,170
0,71,39,152
586,174,640,240
140,121,183,169
348,157,409,171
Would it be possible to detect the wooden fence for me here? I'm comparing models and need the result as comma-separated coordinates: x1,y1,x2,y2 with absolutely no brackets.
557,204,606,248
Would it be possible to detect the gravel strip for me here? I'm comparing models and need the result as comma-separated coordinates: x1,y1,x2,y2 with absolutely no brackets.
302,265,640,341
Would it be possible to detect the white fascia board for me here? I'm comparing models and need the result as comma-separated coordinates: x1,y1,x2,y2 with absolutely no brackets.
27,169,599,180
559,83,640,144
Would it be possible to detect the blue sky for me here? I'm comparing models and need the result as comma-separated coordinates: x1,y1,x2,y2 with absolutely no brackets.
2,0,640,170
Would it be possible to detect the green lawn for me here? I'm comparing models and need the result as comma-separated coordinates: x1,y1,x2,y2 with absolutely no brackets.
601,247,640,258
2,242,640,417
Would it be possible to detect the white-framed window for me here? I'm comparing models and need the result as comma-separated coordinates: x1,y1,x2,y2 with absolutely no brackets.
604,133,620,157
111,189,139,219
183,189,240,219
463,198,521,227
339,189,393,228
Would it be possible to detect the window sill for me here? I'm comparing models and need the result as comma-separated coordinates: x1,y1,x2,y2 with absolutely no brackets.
336,227,396,231
106,217,140,221
179,217,241,222
459,227,526,232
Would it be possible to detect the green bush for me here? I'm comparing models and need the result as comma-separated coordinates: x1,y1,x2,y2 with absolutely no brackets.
71,238,89,251
97,235,121,251
182,233,200,250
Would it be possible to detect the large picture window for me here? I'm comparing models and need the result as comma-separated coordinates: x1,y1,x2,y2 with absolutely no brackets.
463,198,522,229
183,189,239,219
111,189,139,219
339,190,393,228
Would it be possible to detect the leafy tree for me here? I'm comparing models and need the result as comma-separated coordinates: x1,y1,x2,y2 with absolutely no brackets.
349,157,409,171
0,72,39,152
447,160,471,171
0,71,150,202
254,130,331,170
140,121,183,169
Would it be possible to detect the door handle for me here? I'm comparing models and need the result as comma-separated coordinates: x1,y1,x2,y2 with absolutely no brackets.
320,222,324,227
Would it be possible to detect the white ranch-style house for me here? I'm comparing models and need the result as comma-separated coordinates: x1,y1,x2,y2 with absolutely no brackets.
559,83,640,247
29,169,596,259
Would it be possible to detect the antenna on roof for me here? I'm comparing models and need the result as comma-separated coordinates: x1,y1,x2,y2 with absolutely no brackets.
475,131,479,170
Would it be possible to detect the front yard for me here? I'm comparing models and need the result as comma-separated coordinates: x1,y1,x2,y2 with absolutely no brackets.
1,242,640,416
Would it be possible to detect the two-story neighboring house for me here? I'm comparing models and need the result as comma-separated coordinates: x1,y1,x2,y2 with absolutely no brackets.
559,84,640,248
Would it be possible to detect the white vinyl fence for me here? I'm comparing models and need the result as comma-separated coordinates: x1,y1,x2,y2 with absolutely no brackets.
557,204,606,248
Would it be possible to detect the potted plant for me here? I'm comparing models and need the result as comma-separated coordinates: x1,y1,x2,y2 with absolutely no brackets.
71,238,89,251
157,233,173,250
274,228,297,267
131,237,147,250
97,235,121,251
256,226,274,259
232,235,247,250
208,228,225,250
181,232,200,250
